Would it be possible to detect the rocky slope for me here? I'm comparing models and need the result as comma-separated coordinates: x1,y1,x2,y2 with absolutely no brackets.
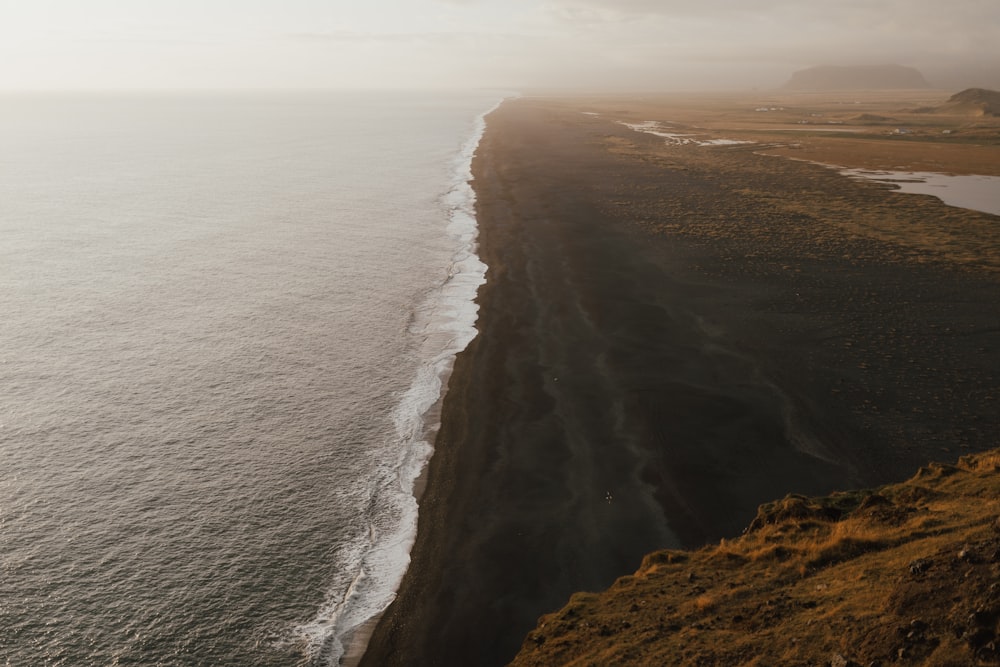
934,88,1000,117
784,65,929,90
511,450,1000,666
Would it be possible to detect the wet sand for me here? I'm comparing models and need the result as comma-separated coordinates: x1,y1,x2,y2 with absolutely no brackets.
359,98,1000,667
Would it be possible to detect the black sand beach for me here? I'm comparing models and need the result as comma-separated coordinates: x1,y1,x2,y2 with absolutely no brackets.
360,98,1000,666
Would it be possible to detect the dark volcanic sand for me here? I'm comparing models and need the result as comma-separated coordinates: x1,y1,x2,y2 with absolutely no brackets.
359,99,1000,667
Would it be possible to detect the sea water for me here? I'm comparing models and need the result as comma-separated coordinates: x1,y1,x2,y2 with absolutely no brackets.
0,91,499,666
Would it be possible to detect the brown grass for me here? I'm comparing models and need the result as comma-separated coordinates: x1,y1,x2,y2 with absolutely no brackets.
693,594,717,613
511,449,1000,667
570,90,1000,175
592,94,1000,274
802,519,888,568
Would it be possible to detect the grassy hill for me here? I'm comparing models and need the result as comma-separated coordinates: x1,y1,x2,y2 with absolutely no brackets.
935,88,1000,117
511,449,1000,666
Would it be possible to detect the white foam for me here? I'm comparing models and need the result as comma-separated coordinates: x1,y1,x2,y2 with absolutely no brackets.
293,96,504,666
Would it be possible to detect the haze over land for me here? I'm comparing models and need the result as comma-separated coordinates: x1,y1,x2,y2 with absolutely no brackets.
1,0,998,91
783,65,930,91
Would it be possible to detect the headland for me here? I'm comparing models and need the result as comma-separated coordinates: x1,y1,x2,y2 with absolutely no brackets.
360,92,1000,666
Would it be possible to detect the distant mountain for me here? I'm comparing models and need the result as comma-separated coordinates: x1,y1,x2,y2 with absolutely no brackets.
851,113,896,122
783,65,930,91
934,87,1000,116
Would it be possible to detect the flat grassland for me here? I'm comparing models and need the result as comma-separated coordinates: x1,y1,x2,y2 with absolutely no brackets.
574,90,1000,175
567,90,1000,271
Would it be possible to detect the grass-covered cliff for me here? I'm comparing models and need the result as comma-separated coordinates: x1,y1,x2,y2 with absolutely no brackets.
511,450,1000,666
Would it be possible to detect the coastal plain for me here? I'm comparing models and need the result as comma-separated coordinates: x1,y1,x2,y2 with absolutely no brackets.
360,92,1000,666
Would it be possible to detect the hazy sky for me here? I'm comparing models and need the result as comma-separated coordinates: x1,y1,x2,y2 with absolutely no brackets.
1,0,997,91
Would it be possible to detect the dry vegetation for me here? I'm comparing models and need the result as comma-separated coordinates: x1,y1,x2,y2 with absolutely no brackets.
569,90,1000,176
617,147,1000,273
580,93,1000,273
511,450,1000,666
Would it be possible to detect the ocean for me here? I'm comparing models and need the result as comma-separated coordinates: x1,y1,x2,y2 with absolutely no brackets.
0,91,500,665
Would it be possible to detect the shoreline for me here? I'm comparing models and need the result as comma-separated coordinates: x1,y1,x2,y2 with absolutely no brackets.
323,97,496,666
359,97,1000,666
